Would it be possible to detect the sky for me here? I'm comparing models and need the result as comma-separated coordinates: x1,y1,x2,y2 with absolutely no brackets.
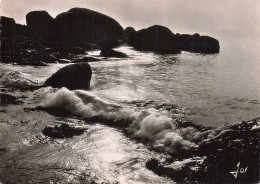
1,0,260,40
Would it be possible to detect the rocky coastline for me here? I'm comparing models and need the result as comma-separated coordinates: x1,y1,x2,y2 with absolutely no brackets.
1,7,220,66
2,7,259,184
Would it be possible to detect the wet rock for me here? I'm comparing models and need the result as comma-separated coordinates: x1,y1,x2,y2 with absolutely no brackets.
146,119,260,183
146,158,199,182
0,94,23,105
45,63,92,90
42,123,86,139
132,25,180,54
53,8,124,44
197,120,260,183
100,48,128,58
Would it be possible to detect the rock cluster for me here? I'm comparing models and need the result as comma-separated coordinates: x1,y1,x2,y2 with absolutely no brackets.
1,8,220,66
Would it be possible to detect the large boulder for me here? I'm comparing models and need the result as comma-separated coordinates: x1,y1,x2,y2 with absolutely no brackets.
26,11,54,37
53,8,124,45
45,63,92,90
176,34,220,53
131,25,180,54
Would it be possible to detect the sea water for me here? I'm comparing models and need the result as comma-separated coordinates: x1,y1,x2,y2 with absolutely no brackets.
0,38,259,183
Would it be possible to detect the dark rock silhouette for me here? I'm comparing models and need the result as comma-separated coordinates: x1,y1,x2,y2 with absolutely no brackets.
26,11,54,38
124,27,136,35
131,25,219,54
53,8,124,45
131,25,180,54
100,48,128,58
123,27,136,45
1,9,220,67
45,63,92,90
42,124,86,139
1,16,16,38
176,34,220,53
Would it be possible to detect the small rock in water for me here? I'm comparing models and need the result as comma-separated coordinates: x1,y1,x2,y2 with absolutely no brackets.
0,94,23,105
100,48,128,58
42,123,86,139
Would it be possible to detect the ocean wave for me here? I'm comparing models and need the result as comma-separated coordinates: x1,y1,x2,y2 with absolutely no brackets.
38,87,260,156
0,71,42,90
38,87,202,154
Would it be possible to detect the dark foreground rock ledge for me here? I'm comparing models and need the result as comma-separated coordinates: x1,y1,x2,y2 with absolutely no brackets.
146,118,260,183
45,63,92,90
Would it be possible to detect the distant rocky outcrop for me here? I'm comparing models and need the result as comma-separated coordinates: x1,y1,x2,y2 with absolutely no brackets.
45,63,92,90
130,25,220,54
53,8,124,45
1,8,221,67
131,25,180,54
175,33,220,54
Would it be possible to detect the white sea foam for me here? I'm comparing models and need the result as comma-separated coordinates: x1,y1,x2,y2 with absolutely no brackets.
39,87,200,153
39,87,257,154
0,71,40,89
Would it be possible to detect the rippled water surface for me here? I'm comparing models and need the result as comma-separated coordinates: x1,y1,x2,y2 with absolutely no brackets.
1,38,260,183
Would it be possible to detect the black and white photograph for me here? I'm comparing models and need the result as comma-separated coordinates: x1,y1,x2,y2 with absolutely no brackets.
0,0,259,183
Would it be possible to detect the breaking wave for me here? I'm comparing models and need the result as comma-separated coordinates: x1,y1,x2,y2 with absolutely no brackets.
37,87,260,155
37,87,204,154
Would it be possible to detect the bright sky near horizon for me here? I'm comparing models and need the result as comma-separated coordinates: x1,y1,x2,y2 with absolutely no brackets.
1,0,260,40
